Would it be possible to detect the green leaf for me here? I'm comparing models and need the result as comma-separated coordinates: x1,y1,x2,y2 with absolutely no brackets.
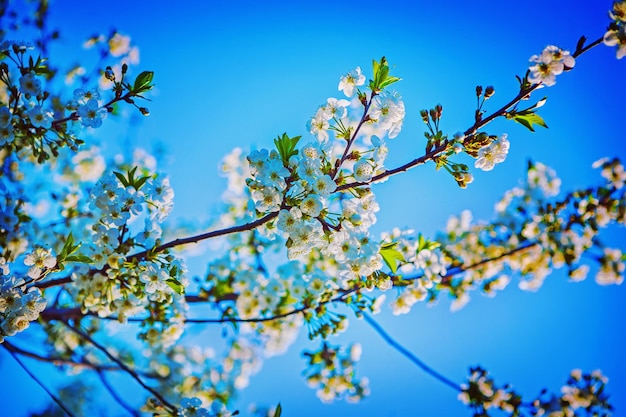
506,111,548,132
166,278,185,295
133,71,154,92
64,255,93,264
134,175,150,190
59,232,80,261
114,171,129,187
379,75,401,90
417,233,440,252
369,57,402,92
273,403,282,417
380,242,406,274
273,133,301,166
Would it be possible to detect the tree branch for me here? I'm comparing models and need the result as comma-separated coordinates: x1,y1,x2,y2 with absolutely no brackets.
40,240,541,325
3,343,78,417
362,312,461,391
97,369,141,417
62,322,177,413
4,340,121,372
127,211,279,262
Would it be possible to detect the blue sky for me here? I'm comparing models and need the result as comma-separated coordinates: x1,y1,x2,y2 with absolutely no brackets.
2,1,625,416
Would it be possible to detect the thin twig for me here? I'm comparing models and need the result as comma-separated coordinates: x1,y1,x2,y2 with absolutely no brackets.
62,322,177,413
362,312,461,392
3,344,78,417
126,211,279,262
3,340,126,373
97,369,141,417
41,241,541,325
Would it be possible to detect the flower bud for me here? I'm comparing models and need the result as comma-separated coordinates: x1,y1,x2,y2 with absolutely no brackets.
104,66,115,81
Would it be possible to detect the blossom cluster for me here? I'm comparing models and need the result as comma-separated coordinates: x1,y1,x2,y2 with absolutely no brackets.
303,342,369,403
458,367,612,417
242,62,407,294
604,1,626,59
528,45,575,87
474,134,510,171
0,263,47,342
69,88,108,128
530,369,612,416
383,158,625,316
142,341,261,417
65,166,188,348
0,33,149,164
457,366,521,415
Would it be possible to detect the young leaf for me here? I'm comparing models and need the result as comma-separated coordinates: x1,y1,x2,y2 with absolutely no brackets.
273,133,301,165
380,242,406,274
510,112,548,132
273,403,282,417
114,171,130,187
370,57,402,92
64,255,93,264
166,278,185,295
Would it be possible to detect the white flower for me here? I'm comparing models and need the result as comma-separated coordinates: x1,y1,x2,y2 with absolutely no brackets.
370,91,405,138
300,194,323,218
475,134,510,171
353,159,374,182
19,73,42,96
0,107,12,128
321,97,350,120
139,264,170,294
253,186,282,213
297,159,323,184
77,98,107,128
108,33,131,57
24,248,57,279
603,25,626,60
276,207,303,234
528,45,574,86
338,67,366,97
311,174,336,197
27,105,54,129
288,224,324,259
307,114,330,142
258,158,290,191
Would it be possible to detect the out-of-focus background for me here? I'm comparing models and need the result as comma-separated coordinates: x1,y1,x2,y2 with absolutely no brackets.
2,1,625,416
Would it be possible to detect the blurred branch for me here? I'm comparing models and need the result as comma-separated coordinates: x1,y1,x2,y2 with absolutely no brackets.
3,343,78,417
3,340,133,373
97,369,141,417
362,312,461,392
62,322,177,413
